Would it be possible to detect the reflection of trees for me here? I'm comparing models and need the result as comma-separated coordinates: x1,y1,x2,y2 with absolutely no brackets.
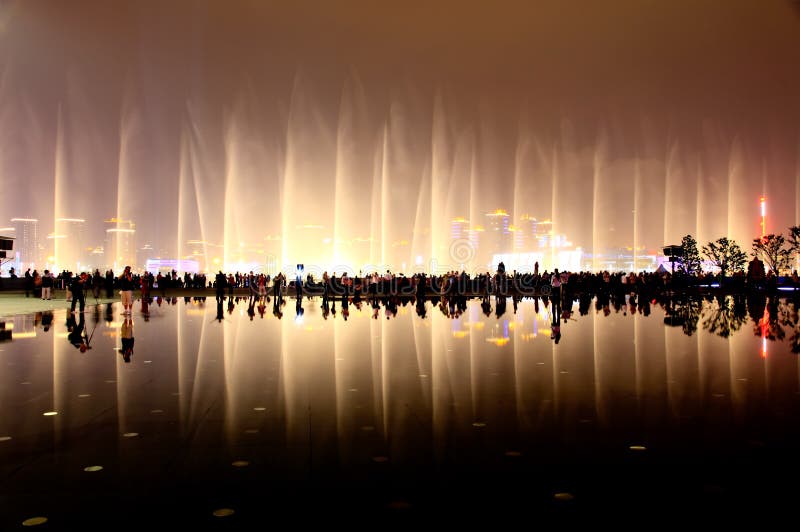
776,297,800,353
664,296,702,336
701,295,747,338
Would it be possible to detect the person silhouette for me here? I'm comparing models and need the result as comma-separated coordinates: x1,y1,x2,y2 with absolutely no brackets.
295,265,304,301
67,313,89,352
216,299,224,322
120,316,134,362
215,270,226,300
41,310,54,332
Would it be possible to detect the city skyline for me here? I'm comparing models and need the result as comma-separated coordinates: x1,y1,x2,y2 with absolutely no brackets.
0,198,772,275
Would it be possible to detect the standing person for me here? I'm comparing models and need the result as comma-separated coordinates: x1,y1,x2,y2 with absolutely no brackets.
119,266,134,315
215,271,227,300
41,270,53,300
24,268,33,297
70,272,87,314
295,265,304,301
91,269,102,299
322,271,330,302
105,269,115,298
257,274,267,300
551,268,562,316
64,271,72,302
141,271,152,300
273,272,283,301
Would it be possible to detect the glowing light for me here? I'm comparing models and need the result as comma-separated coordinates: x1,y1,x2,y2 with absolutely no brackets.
762,337,767,359
485,337,510,347
760,196,766,239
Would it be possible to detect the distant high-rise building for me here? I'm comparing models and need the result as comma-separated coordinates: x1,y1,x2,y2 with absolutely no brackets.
105,218,136,272
450,217,470,241
514,215,554,252
55,218,87,272
484,209,512,257
10,218,40,268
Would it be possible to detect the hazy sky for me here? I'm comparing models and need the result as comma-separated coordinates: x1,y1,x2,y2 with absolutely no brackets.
1,0,799,270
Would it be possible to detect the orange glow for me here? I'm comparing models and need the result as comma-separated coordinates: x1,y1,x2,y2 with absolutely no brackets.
758,305,769,358
485,337,510,346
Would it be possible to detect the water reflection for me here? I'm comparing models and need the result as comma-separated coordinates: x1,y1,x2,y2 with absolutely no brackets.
1,294,799,521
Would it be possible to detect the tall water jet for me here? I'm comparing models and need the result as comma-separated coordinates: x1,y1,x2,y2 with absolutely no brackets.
111,80,143,272
281,69,337,275
332,70,374,274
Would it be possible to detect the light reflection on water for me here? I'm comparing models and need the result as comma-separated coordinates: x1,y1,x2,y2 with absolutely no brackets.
1,294,799,520
3,295,798,437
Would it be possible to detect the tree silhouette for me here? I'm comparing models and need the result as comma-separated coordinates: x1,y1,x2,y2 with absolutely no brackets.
703,237,747,277
677,234,702,275
752,233,791,274
787,226,800,271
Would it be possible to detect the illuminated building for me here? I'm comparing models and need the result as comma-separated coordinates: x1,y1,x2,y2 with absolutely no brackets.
55,218,87,272
105,218,136,272
10,218,40,269
485,210,512,257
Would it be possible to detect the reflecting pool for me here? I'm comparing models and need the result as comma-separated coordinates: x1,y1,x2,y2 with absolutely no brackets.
1,294,799,527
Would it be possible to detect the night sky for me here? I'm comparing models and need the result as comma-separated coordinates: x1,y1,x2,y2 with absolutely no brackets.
1,0,799,270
